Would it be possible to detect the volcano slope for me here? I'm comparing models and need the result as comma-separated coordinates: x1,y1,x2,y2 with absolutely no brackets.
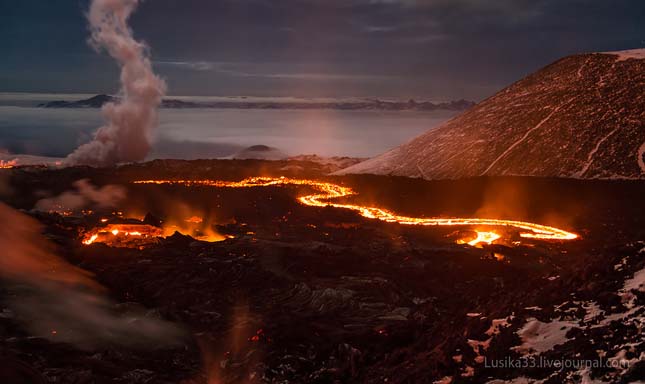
338,49,645,179
1,159,644,383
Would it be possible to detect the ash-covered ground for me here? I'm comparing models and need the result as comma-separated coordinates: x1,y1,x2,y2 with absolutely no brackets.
0,159,643,383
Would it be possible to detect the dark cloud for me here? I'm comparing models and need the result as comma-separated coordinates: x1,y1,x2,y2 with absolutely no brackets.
1,0,644,99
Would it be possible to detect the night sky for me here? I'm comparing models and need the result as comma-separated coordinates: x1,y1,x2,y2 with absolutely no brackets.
1,0,644,100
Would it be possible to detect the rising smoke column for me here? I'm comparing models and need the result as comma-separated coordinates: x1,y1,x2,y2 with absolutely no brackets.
65,0,166,166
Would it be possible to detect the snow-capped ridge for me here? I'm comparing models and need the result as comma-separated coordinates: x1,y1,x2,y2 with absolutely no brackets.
603,48,645,61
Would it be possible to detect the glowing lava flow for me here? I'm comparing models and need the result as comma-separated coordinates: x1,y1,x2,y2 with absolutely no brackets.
0,159,17,168
466,231,501,246
82,224,163,246
82,221,226,246
134,177,578,242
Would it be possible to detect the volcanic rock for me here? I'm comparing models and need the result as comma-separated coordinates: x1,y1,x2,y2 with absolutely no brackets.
338,49,645,179
2,159,644,383
143,212,163,227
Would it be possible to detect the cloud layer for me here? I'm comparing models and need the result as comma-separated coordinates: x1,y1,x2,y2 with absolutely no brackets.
1,0,644,99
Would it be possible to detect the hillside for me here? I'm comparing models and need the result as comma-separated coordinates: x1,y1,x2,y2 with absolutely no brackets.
337,49,645,179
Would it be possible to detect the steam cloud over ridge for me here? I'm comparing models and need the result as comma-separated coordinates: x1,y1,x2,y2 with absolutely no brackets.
65,0,166,166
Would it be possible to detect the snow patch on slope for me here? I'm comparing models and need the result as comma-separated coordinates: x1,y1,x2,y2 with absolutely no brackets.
500,244,644,383
333,146,405,176
623,267,645,293
605,48,645,61
638,140,645,174
486,378,544,384
575,126,621,177
467,315,514,364
512,318,578,355
481,99,572,175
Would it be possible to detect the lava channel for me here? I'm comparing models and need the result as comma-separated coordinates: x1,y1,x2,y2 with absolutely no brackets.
134,177,578,243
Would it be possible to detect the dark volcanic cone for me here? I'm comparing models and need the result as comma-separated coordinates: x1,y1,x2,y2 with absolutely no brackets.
338,49,645,179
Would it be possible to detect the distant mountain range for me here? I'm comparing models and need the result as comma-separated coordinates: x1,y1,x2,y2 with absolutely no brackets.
37,94,475,112
38,94,116,108
338,49,645,179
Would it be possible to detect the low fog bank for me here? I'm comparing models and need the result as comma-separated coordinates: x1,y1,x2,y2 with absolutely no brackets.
0,106,453,160
149,139,243,160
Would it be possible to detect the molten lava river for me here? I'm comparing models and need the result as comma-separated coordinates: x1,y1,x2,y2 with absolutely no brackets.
132,177,577,246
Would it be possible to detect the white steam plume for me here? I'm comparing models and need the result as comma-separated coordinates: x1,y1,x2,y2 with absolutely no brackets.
65,0,166,167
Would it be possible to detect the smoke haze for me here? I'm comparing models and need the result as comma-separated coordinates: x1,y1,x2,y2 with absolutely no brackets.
65,0,166,166
34,179,126,213
0,202,185,349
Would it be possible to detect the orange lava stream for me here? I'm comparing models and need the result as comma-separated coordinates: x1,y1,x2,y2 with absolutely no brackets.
82,224,163,245
0,160,17,169
134,177,578,241
466,231,501,246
